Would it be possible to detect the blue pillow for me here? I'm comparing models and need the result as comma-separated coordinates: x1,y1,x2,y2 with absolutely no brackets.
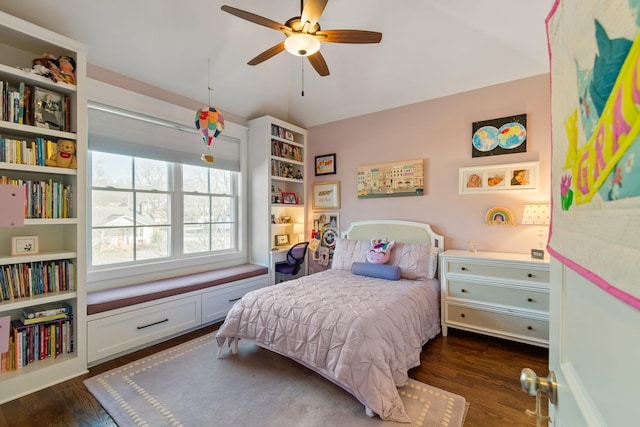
351,262,401,281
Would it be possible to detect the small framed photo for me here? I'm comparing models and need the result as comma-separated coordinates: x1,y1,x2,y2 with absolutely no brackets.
33,86,66,131
11,236,39,256
284,130,294,141
315,153,336,176
458,161,539,194
275,234,290,247
312,181,340,209
531,248,545,260
281,192,298,204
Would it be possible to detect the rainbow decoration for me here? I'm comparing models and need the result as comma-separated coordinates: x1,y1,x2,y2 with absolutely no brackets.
485,207,514,226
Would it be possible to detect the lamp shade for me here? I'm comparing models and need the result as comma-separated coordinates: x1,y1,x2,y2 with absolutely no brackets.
521,204,550,225
284,33,321,56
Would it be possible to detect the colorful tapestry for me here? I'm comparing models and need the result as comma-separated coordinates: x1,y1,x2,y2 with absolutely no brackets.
547,0,640,309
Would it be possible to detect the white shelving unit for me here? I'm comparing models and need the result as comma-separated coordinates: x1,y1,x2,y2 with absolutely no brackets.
0,11,87,403
248,116,307,285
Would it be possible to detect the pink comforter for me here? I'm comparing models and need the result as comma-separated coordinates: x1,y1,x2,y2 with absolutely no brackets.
216,269,441,422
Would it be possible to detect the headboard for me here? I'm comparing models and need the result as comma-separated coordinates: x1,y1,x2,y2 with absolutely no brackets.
341,220,444,252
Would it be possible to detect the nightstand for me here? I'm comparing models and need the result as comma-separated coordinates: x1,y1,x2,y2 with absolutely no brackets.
439,250,550,347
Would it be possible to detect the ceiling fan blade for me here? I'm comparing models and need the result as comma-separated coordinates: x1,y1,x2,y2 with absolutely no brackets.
307,51,330,76
300,0,328,31
316,29,382,43
221,5,290,32
248,42,286,66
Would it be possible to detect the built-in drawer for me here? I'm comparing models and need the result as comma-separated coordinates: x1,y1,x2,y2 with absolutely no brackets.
87,295,200,364
446,304,549,342
201,276,267,324
446,261,549,284
447,280,549,312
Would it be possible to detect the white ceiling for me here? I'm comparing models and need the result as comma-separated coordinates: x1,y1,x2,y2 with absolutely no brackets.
1,0,554,128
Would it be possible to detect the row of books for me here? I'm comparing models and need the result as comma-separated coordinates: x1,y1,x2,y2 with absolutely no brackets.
1,316,74,372
271,139,303,162
0,260,75,301
271,159,304,180
0,137,60,166
0,176,73,219
1,81,71,132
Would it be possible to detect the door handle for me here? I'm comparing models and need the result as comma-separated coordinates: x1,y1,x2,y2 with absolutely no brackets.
520,368,557,405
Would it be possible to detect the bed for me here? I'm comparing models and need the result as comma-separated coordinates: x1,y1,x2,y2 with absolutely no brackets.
216,220,443,422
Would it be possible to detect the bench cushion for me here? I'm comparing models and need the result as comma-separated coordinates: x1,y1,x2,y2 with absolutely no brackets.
87,264,268,315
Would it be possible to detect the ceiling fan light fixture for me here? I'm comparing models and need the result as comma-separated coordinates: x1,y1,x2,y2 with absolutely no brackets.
284,33,321,56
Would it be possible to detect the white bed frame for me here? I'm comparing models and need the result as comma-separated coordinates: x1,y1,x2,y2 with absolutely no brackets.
342,220,444,252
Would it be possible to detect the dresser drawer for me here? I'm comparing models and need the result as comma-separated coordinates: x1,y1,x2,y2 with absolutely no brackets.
446,261,549,284
447,280,549,311
446,304,549,342
201,276,267,324
88,295,200,363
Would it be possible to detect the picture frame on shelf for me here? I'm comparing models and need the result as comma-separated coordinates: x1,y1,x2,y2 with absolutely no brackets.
275,234,290,247
312,181,340,209
315,153,336,176
458,161,539,194
33,86,66,131
284,130,294,141
11,235,39,256
282,192,297,204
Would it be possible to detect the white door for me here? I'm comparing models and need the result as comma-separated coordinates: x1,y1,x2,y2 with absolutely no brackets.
537,258,640,426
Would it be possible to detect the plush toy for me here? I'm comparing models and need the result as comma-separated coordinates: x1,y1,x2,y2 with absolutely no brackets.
366,239,395,264
45,139,77,169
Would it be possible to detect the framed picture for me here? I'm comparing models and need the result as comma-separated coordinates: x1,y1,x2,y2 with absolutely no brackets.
284,130,294,141
281,192,297,204
11,235,39,256
315,153,336,176
458,161,539,194
472,114,527,158
312,181,340,209
33,86,66,131
357,158,424,198
274,234,290,247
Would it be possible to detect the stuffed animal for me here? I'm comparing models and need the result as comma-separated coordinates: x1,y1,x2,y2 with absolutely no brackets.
45,139,77,169
366,239,395,264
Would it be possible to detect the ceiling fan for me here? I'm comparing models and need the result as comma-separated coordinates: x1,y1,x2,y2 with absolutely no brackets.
221,0,382,77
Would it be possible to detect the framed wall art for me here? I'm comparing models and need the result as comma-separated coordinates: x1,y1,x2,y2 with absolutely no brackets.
459,161,539,194
312,181,340,209
357,159,424,198
315,153,336,176
472,114,527,158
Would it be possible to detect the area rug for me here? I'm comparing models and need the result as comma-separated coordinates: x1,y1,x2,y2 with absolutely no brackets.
84,333,467,426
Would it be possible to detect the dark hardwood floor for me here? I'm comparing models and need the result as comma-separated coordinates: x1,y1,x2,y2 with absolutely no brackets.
0,324,548,427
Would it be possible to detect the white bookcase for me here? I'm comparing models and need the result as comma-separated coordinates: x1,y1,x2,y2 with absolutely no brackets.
248,116,307,284
0,11,87,403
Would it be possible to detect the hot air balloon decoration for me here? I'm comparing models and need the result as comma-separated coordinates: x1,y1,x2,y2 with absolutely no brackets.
195,106,224,163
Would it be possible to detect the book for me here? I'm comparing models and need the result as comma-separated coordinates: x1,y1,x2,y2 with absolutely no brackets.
23,302,72,319
21,313,69,325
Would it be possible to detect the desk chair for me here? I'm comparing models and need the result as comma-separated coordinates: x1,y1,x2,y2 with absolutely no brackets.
274,242,309,282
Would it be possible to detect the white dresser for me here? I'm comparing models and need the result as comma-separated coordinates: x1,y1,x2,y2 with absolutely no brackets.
439,250,550,347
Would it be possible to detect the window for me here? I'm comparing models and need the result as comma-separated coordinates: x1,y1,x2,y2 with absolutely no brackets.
91,151,238,268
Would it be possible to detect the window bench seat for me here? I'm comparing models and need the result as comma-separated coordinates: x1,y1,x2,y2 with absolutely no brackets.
86,263,269,365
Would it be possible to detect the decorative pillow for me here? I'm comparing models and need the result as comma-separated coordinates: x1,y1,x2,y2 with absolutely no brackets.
388,242,440,280
366,239,395,264
330,237,369,270
351,262,401,281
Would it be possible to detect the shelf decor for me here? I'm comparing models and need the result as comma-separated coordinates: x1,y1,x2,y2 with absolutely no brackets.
312,181,340,209
11,235,39,256
485,207,514,226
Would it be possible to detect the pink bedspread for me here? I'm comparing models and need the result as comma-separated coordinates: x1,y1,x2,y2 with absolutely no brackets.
216,269,441,422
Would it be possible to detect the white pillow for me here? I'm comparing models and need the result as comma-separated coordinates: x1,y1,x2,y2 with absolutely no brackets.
330,238,368,270
388,242,439,280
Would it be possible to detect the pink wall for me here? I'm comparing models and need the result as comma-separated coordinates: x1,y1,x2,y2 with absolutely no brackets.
307,74,551,254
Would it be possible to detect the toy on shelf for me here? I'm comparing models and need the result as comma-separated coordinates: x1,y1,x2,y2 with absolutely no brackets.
45,139,77,169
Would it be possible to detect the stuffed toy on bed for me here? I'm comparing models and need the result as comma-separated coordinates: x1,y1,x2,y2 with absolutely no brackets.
366,239,395,264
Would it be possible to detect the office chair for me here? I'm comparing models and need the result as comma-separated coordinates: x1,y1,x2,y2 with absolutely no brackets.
274,241,309,281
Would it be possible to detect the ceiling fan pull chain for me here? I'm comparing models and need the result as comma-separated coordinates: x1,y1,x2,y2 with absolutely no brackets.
301,58,305,96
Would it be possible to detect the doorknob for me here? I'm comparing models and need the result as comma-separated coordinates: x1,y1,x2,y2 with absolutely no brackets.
520,368,557,405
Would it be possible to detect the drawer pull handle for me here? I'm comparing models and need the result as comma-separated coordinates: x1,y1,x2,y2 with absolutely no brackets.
461,289,468,293
460,313,466,318
461,267,467,271
527,273,534,278
228,297,241,302
527,326,533,330
137,318,169,330
527,298,533,302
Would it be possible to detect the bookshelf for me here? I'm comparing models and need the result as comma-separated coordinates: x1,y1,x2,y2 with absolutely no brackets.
248,116,307,284
0,11,87,403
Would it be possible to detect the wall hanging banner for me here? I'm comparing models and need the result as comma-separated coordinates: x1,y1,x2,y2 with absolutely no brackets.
546,0,640,309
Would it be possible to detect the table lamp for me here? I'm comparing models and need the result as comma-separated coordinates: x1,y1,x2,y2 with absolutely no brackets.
521,204,550,259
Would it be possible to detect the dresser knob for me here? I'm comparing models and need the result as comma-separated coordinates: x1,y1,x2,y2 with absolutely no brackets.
461,289,468,293
528,273,534,278
527,298,533,302
527,326,533,330
460,313,466,318
461,267,467,271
